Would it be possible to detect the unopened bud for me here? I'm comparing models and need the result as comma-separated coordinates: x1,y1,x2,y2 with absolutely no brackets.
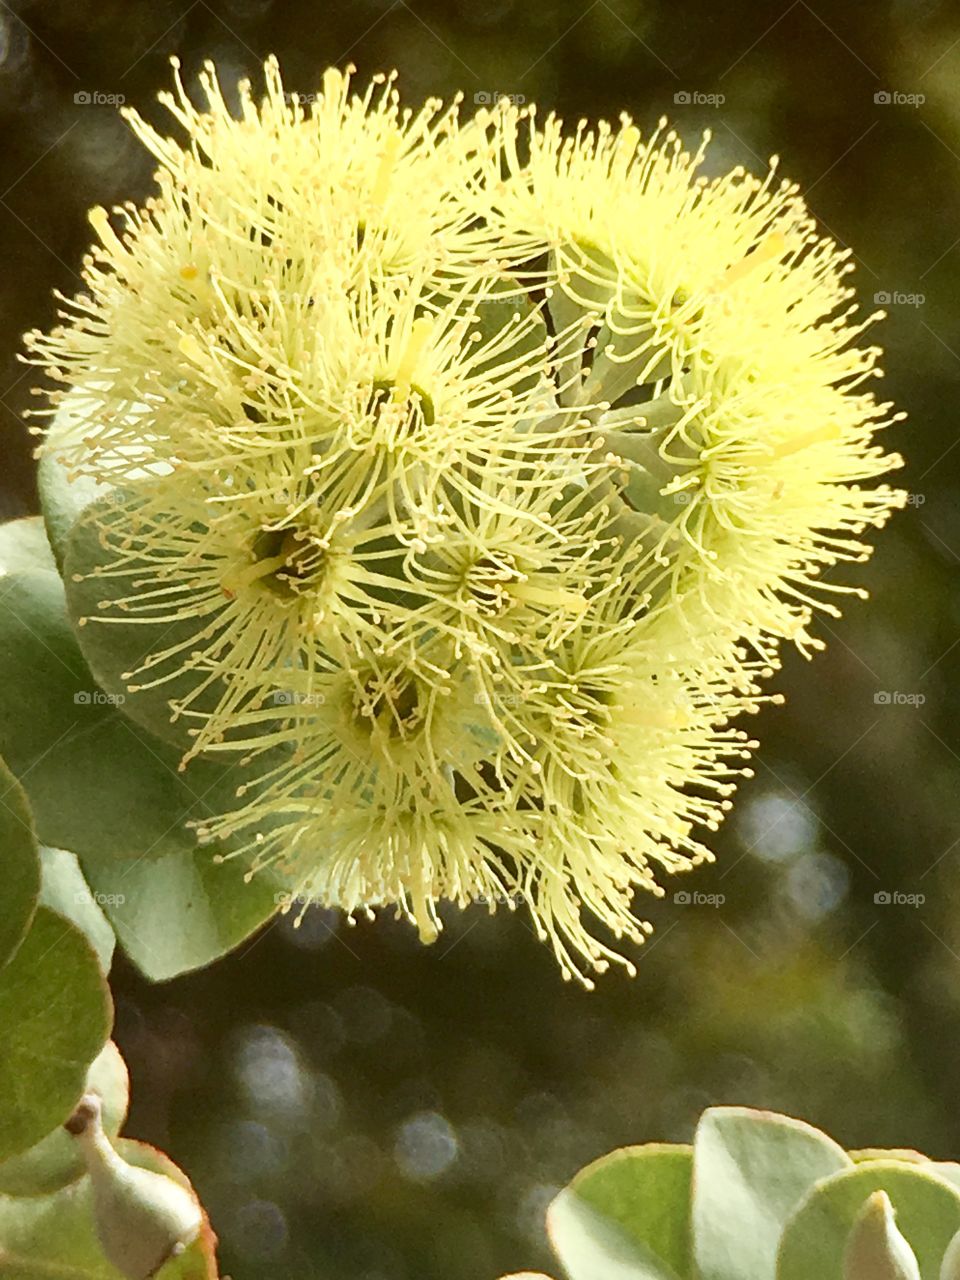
66,1093,202,1279
843,1190,921,1280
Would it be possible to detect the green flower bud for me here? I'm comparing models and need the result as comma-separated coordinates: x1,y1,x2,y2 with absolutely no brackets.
66,1093,202,1279
843,1191,921,1280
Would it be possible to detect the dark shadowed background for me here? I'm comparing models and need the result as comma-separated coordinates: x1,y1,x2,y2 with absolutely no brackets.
1,0,959,1275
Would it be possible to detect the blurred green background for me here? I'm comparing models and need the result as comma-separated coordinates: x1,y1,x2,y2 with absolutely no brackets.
2,0,959,1275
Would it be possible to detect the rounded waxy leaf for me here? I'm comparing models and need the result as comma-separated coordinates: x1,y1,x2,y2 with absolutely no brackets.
941,1227,960,1280
38,390,115,569
0,568,256,863
0,1041,128,1198
777,1161,960,1280
0,756,41,971
39,847,115,972
63,498,224,755
0,516,57,576
0,906,112,1163
0,563,285,980
692,1106,852,1280
547,1144,692,1280
79,847,286,983
850,1151,960,1197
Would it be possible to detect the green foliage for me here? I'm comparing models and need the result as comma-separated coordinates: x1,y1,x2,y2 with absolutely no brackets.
0,1107,218,1279
0,1043,128,1198
0,905,112,1162
0,750,220,1276
0,758,40,971
520,1108,960,1280
0,514,287,982
549,1146,692,1280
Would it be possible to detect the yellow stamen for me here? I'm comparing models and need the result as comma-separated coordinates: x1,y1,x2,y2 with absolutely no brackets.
505,581,589,613
770,423,844,458
394,317,433,400
715,231,788,291
372,131,403,207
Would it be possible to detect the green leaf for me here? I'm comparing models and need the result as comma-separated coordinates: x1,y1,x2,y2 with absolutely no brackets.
0,1042,128,1198
777,1161,960,1280
941,1226,960,1280
849,1151,960,1196
38,392,114,570
0,568,285,979
0,1138,217,1279
547,1145,692,1280
471,278,550,399
0,517,56,576
692,1106,852,1280
0,906,112,1163
62,497,223,755
79,847,285,983
39,848,115,973
0,569,254,863
0,757,41,971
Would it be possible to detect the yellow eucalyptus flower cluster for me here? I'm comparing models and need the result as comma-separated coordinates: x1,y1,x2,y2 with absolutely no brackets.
24,59,904,985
